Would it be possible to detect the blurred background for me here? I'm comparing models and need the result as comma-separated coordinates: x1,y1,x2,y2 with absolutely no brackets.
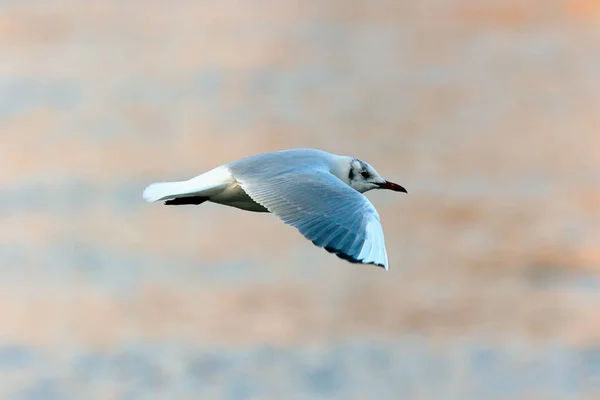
1,0,600,399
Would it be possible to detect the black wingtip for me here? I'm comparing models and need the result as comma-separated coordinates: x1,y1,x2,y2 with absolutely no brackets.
321,245,387,269
164,196,208,206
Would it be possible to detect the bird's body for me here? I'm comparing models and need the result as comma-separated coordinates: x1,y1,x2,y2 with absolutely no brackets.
143,148,406,270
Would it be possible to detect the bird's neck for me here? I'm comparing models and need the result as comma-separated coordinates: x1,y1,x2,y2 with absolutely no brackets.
328,155,354,186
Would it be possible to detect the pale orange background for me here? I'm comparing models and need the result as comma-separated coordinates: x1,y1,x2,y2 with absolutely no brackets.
1,1,600,398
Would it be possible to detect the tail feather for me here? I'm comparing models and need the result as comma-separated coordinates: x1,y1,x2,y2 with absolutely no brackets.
143,166,233,203
143,181,192,203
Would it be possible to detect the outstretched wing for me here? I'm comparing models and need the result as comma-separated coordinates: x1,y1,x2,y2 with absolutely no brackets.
236,170,389,269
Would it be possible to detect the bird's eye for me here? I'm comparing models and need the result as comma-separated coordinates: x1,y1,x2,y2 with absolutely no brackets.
361,171,370,178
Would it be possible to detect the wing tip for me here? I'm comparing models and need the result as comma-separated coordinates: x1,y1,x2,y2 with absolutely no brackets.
321,245,388,270
365,260,388,270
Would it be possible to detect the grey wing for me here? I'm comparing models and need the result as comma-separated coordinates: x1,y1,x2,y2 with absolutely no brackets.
236,170,389,269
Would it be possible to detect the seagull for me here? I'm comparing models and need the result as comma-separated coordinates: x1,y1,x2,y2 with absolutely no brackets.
142,148,407,270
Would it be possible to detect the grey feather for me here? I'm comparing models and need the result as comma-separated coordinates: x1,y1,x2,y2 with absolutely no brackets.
229,152,389,269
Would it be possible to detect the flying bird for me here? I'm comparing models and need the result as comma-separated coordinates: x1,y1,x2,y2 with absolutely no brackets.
142,149,406,270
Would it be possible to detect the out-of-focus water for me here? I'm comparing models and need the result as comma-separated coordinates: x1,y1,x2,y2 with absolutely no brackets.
1,0,600,398
2,340,600,399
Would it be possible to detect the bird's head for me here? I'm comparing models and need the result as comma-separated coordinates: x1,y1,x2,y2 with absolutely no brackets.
345,158,407,194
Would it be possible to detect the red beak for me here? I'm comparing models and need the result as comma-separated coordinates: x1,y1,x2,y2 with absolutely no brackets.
377,180,407,193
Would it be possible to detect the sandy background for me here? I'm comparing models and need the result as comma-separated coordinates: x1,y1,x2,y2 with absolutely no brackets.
1,0,600,398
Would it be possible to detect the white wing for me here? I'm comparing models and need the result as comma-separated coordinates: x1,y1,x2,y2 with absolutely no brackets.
236,170,389,269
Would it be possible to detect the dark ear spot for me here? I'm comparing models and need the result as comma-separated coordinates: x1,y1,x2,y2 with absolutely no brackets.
348,167,355,181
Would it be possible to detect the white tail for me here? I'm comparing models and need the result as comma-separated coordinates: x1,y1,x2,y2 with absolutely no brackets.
143,181,192,202
142,166,233,203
